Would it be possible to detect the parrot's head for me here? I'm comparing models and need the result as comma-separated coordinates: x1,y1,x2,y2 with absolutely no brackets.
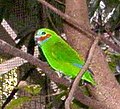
34,28,57,45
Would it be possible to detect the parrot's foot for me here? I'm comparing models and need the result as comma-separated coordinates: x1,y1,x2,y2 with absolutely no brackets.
64,76,72,83
55,71,63,78
78,80,89,86
82,80,87,85
81,80,96,87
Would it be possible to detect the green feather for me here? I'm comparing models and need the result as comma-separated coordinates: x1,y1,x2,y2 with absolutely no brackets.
35,28,96,85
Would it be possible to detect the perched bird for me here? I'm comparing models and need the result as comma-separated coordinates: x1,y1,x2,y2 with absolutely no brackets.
34,28,96,85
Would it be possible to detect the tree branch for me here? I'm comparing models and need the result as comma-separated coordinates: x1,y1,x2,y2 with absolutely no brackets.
0,39,106,108
37,0,120,53
54,0,65,6
0,57,27,75
65,36,99,109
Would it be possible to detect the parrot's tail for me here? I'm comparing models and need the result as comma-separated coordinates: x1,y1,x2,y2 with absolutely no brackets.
81,71,96,86
73,63,96,85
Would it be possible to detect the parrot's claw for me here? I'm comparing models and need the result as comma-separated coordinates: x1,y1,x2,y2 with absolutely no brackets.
64,76,72,83
55,71,63,78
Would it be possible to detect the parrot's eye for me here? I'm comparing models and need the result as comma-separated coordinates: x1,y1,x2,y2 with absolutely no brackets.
41,32,46,35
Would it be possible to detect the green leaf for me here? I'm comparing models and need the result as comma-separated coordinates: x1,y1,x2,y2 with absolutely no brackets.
5,96,31,109
24,85,42,96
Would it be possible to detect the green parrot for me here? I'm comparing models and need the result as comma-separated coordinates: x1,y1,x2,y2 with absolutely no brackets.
34,28,96,85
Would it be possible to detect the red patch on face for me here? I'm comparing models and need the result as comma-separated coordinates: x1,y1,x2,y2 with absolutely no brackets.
37,34,51,41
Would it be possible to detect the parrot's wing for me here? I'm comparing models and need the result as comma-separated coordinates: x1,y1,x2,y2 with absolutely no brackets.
51,41,96,85
51,41,84,65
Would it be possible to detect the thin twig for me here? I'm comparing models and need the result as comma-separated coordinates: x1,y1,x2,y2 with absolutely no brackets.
42,90,65,98
37,0,120,53
65,36,100,109
54,0,65,6
0,57,27,75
